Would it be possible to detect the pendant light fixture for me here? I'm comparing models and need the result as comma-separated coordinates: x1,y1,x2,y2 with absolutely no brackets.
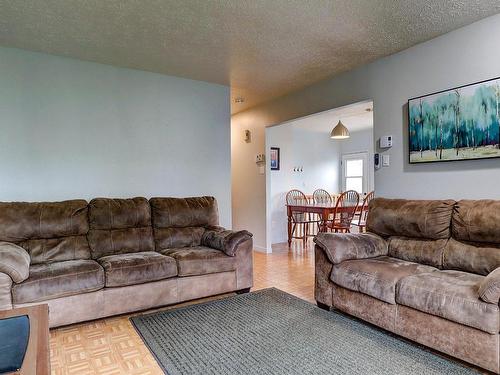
330,120,350,139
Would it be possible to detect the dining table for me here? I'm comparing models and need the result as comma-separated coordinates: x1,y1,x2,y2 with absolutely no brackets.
285,202,359,246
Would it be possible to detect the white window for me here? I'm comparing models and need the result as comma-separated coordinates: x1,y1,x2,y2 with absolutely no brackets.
341,152,368,194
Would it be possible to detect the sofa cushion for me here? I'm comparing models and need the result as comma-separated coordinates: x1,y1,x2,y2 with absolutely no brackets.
20,236,91,265
152,227,206,249
331,256,437,304
452,200,500,244
443,238,500,276
366,198,454,240
396,270,498,334
388,237,447,268
201,229,253,256
87,197,155,258
158,246,236,276
150,197,219,250
314,233,388,265
12,260,104,304
478,267,500,304
98,252,177,287
0,200,91,264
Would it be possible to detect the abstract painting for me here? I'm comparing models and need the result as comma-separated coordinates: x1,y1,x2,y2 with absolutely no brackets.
409,77,500,163
270,147,280,170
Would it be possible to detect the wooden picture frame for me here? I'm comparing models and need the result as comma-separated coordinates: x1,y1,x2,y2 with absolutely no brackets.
408,76,500,163
270,147,280,170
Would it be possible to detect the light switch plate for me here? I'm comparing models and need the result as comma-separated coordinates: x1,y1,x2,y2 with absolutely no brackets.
382,154,390,167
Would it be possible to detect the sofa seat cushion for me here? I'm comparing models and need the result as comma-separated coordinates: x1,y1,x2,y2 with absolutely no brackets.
12,260,104,304
158,246,236,277
98,252,177,287
331,256,437,304
396,270,499,334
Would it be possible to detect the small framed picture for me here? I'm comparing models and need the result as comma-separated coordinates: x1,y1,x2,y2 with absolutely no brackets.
270,147,280,170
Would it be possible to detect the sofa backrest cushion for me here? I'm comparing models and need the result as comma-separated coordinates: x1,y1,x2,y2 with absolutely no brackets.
367,198,455,240
87,197,154,259
150,196,219,250
0,200,90,264
452,200,500,243
388,237,447,268
441,200,500,275
443,238,500,276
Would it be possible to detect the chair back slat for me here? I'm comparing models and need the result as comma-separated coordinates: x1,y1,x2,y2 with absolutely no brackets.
286,189,308,223
335,190,360,227
358,191,374,225
312,189,333,205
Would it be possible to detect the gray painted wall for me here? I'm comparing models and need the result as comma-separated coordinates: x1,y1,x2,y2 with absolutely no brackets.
0,47,232,227
232,13,500,248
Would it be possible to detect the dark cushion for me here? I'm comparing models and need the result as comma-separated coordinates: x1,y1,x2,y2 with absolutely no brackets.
158,246,236,276
331,256,437,304
153,227,206,249
452,200,500,243
388,237,447,268
0,200,91,263
366,198,455,240
87,197,154,258
12,260,104,304
396,270,498,334
20,236,91,265
314,232,387,265
443,238,500,276
98,252,177,287
201,229,253,256
150,197,219,249
0,242,30,283
479,267,500,304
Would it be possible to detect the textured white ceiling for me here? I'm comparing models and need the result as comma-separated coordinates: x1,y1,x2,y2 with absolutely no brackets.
0,1,499,114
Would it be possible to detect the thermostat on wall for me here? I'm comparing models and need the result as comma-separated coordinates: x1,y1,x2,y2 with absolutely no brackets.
380,135,393,148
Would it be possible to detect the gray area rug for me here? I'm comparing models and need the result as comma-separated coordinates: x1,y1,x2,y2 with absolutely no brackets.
130,288,477,374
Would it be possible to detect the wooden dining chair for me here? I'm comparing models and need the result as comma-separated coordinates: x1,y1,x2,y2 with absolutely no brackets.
330,190,360,233
353,191,374,233
286,189,310,245
312,189,334,231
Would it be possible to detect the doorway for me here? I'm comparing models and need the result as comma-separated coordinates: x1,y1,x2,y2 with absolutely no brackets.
265,100,375,252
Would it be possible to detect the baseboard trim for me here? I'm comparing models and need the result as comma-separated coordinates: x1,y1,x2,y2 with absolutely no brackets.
253,245,270,253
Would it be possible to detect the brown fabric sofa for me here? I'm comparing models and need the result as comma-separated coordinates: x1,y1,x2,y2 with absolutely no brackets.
0,196,253,327
314,198,500,373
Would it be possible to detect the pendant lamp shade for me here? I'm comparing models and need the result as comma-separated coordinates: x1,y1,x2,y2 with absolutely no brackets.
330,120,350,139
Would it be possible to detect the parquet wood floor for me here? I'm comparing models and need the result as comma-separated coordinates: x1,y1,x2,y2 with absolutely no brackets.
49,240,315,375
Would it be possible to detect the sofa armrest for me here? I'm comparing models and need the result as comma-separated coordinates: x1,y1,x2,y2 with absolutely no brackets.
201,229,253,257
0,272,13,310
0,241,30,283
313,232,388,265
479,267,500,304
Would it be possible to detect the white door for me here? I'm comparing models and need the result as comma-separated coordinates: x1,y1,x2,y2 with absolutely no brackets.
341,152,369,194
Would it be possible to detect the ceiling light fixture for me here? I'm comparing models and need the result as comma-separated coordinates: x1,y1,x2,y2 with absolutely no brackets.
330,120,350,139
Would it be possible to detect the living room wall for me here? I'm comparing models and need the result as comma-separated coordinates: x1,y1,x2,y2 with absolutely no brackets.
0,46,232,227
232,13,500,250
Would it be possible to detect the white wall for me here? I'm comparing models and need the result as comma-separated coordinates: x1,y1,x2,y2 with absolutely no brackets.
266,125,341,247
231,14,500,248
0,47,232,227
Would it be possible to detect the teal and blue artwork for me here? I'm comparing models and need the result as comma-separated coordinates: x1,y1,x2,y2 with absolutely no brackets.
409,77,500,163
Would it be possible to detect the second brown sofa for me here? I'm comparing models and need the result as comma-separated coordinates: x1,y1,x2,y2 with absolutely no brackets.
314,198,500,373
0,196,253,327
